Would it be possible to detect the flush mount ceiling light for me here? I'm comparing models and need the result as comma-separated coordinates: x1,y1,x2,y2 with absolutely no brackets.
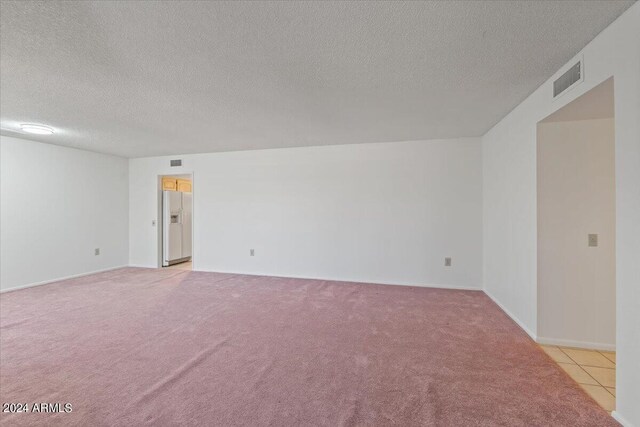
20,124,54,135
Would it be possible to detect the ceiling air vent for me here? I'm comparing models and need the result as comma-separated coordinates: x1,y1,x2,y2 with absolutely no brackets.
170,159,182,167
553,60,583,98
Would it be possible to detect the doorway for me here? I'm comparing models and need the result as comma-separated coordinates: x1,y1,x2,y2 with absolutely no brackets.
536,77,616,410
159,174,193,271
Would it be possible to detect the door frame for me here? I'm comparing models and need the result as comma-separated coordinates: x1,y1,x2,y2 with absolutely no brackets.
157,172,194,269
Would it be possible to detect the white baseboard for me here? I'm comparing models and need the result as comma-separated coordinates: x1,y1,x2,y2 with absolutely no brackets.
4,263,481,293
187,267,483,292
536,336,616,352
0,265,129,294
483,289,537,341
612,411,635,427
481,290,616,352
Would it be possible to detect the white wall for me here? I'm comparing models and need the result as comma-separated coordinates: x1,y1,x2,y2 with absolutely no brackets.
0,136,129,291
537,118,615,349
482,4,639,425
130,138,483,289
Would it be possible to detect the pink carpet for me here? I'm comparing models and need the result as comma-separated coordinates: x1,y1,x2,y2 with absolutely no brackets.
1,268,616,426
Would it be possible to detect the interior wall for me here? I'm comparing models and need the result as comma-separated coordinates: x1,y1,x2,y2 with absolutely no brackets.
130,138,483,289
482,3,639,425
537,118,615,349
0,135,129,291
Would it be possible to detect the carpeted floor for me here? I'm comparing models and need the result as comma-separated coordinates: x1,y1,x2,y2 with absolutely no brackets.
0,268,617,426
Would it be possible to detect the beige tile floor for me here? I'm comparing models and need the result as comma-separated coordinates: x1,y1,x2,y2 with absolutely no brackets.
541,345,616,412
165,261,192,271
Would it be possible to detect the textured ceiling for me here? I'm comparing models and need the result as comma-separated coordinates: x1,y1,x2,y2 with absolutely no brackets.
0,1,635,158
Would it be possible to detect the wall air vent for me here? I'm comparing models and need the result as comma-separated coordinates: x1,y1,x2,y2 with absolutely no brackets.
553,60,583,98
170,159,182,167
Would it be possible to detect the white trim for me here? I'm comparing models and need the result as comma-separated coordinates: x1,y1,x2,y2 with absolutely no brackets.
0,265,129,294
1,263,480,295
612,411,635,427
128,264,156,269
483,289,537,341
483,289,618,352
187,267,483,291
536,336,616,352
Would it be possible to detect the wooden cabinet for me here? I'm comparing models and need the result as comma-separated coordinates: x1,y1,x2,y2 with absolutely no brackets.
177,179,192,193
163,177,192,192
162,177,177,191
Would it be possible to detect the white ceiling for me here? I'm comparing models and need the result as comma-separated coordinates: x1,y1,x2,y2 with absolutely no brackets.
0,1,634,158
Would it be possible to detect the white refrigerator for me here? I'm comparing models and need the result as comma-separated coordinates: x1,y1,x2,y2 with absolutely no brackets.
163,190,192,266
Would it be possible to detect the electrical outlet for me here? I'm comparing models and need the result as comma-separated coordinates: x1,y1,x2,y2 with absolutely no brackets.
588,234,598,247
250,249,255,256
444,257,452,267
94,248,100,256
